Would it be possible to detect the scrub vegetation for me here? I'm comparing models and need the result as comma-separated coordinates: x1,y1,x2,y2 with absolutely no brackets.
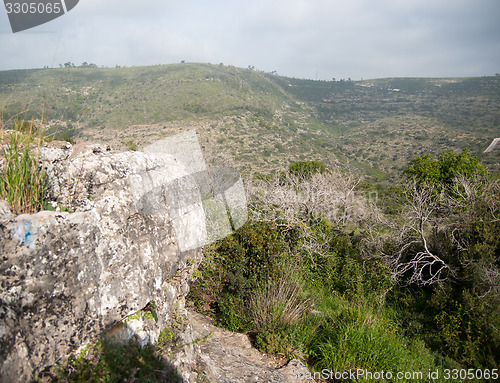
188,155,499,380
1,63,499,381
0,63,498,177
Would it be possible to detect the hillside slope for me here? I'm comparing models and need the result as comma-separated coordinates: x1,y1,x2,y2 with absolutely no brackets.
1,63,499,177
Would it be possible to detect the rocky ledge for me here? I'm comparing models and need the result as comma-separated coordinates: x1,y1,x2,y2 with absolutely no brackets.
0,136,310,382
185,310,311,382
0,140,202,381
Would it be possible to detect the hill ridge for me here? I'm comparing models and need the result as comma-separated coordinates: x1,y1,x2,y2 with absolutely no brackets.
1,63,499,177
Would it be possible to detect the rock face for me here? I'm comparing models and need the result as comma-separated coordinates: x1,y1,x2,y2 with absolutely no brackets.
0,135,310,382
0,141,203,381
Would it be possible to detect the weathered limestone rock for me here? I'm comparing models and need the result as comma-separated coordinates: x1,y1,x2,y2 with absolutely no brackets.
0,200,13,226
0,142,202,382
0,134,309,382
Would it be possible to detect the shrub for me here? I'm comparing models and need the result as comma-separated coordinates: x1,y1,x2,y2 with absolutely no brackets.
254,331,295,358
404,149,487,193
54,133,76,145
188,220,289,316
249,261,313,333
122,139,138,151
216,295,247,332
288,160,327,179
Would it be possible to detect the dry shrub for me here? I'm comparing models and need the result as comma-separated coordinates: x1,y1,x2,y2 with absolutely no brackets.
249,262,313,332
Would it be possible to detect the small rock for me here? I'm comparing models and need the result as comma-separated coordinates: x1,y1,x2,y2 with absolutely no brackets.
0,199,13,225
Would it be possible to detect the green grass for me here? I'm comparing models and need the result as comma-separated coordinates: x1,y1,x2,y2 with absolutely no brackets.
0,119,48,214
308,299,438,381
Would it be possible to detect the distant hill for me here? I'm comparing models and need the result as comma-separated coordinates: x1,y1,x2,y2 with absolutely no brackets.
1,63,498,179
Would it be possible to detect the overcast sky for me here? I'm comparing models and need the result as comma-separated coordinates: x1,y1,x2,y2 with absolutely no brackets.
0,0,499,80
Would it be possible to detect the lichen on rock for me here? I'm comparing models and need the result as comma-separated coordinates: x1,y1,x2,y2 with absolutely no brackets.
0,131,304,382
0,139,203,381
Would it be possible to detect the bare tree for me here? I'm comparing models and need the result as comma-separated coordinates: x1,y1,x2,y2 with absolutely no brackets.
448,173,499,224
473,263,500,310
380,179,452,286
379,174,499,287
248,168,369,225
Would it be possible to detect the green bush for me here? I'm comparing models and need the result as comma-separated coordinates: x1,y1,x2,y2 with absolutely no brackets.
404,149,486,193
216,295,247,332
254,331,296,358
188,220,290,327
299,226,392,304
54,133,76,144
122,139,138,151
288,160,327,179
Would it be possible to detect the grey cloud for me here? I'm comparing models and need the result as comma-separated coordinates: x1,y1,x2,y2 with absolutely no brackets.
0,0,498,79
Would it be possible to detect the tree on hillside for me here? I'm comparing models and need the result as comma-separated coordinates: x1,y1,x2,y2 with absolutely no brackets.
404,149,486,193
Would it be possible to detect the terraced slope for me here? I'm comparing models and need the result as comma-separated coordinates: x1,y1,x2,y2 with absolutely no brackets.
1,64,498,178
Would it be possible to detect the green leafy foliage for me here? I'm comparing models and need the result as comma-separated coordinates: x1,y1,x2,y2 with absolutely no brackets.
389,282,499,370
254,331,296,359
387,150,499,369
288,160,327,179
188,220,291,332
404,149,487,192
122,139,138,151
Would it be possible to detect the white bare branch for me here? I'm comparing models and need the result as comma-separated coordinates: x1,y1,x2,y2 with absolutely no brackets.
384,178,452,286
246,166,376,257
